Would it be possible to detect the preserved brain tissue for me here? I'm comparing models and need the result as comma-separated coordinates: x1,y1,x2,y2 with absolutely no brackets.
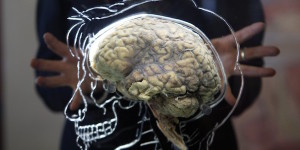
89,15,221,150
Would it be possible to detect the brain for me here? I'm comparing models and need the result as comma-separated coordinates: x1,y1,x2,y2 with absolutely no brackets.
89,15,221,149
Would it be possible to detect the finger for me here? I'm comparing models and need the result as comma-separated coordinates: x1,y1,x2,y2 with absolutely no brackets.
230,22,265,44
242,46,280,60
44,33,69,56
233,65,276,77
225,85,236,106
31,59,64,72
70,91,83,111
36,76,68,88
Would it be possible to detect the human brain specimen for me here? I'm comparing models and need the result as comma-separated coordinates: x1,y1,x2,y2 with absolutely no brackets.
89,15,221,150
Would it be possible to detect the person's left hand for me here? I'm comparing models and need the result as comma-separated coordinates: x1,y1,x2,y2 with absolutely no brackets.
31,33,101,110
211,22,280,105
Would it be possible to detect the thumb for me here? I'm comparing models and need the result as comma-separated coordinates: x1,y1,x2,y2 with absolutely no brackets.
225,85,236,106
70,91,83,111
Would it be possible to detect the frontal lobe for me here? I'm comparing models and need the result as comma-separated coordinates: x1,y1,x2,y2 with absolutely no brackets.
90,16,221,117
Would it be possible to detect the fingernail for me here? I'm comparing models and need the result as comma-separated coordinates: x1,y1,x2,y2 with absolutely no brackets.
274,48,280,55
43,33,48,40
30,59,37,68
43,33,53,42
270,70,276,76
36,77,46,87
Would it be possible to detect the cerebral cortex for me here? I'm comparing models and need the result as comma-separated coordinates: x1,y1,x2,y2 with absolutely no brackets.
89,15,221,150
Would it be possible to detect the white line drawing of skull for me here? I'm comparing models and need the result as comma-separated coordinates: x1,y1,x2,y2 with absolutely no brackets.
72,94,162,150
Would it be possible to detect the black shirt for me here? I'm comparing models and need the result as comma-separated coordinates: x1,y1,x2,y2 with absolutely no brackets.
35,0,264,149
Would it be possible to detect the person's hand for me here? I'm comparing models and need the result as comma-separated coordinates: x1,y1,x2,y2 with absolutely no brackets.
31,33,100,110
211,22,280,105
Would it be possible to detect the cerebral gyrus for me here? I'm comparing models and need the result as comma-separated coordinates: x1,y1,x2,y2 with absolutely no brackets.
89,14,221,150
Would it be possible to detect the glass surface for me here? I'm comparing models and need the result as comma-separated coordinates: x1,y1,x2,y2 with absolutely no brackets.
64,0,243,149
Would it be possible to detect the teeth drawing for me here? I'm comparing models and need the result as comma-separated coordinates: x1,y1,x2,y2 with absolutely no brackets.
75,118,117,142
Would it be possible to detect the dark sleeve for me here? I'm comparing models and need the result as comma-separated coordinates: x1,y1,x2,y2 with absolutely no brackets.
34,0,72,112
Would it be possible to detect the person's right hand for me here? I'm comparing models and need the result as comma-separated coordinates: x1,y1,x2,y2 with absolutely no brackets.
31,33,101,110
